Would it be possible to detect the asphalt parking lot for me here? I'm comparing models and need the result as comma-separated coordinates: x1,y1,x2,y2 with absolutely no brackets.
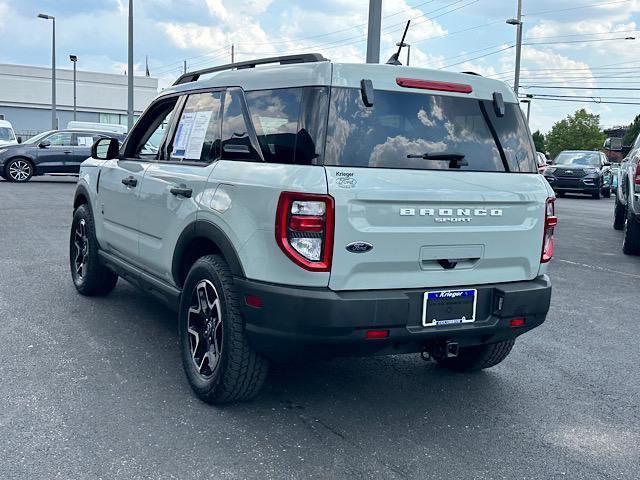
1,177,639,480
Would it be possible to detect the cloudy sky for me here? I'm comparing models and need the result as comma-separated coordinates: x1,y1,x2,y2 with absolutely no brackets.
0,0,638,133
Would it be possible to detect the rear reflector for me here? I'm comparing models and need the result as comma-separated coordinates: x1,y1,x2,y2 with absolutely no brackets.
509,318,526,328
245,295,263,308
396,77,473,94
365,330,389,340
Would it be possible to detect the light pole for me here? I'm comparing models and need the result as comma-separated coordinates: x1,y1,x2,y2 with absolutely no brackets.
38,13,57,129
506,0,523,96
69,55,77,121
396,41,411,66
366,0,382,63
127,0,134,130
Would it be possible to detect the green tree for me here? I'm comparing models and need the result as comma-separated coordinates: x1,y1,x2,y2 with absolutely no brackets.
545,109,606,159
531,130,546,153
623,114,640,145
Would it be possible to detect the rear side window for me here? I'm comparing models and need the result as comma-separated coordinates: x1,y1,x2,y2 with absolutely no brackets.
221,87,263,162
171,91,222,163
222,87,327,165
325,88,536,172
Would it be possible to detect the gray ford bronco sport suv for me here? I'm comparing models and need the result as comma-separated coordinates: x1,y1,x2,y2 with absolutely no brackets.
70,54,555,404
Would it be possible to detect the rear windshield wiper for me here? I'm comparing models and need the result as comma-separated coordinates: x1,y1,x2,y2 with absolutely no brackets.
406,152,468,169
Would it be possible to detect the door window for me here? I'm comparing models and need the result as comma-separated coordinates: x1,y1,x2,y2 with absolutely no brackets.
170,91,222,163
124,97,179,159
47,132,73,146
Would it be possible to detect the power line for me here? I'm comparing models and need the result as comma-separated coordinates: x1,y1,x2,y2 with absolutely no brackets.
521,85,640,90
520,97,640,105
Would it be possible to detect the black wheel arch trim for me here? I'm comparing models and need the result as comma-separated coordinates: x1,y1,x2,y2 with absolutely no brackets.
172,220,245,287
73,184,94,213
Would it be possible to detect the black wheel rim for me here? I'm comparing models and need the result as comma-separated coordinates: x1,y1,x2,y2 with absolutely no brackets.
9,160,31,181
187,279,223,379
73,219,89,279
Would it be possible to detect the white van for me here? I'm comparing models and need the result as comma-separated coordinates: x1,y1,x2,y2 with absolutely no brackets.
0,119,18,146
66,121,128,135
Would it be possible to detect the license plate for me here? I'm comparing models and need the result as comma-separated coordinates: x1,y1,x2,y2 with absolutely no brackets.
422,289,477,327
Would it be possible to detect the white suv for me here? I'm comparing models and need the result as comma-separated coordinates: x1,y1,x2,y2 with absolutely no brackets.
70,54,555,404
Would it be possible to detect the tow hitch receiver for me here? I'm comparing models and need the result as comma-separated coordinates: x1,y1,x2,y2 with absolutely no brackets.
446,342,459,358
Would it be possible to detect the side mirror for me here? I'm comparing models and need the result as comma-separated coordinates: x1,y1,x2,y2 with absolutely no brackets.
91,137,120,160
39,140,50,148
603,161,611,167
17,136,22,144
546,160,553,165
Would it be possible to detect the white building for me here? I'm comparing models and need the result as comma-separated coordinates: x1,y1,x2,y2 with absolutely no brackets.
0,64,158,137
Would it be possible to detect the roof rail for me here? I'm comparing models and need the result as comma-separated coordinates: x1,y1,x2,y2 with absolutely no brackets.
173,53,329,86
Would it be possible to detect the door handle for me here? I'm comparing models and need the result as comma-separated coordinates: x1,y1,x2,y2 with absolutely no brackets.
121,176,137,187
63,150,72,154
170,186,193,198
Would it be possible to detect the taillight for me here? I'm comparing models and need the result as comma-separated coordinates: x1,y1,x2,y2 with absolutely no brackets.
635,161,640,186
275,192,334,272
541,198,557,263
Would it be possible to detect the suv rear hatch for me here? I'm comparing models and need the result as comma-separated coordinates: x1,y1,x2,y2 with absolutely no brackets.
324,74,550,291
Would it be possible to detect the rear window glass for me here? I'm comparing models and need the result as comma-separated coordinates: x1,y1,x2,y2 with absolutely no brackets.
325,88,536,172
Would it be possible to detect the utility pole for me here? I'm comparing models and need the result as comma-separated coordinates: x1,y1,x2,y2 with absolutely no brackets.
366,0,382,63
127,0,134,131
231,44,235,63
69,55,78,121
507,0,523,95
38,14,57,129
183,60,187,74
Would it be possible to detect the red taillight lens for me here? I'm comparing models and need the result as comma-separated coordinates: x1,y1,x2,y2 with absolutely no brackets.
635,162,640,186
541,198,557,263
509,318,526,328
396,77,473,94
275,192,334,272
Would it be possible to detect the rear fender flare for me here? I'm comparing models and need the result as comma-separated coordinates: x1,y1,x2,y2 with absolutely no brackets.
172,220,245,287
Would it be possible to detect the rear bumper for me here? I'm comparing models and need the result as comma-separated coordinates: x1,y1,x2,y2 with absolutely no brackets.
235,275,552,359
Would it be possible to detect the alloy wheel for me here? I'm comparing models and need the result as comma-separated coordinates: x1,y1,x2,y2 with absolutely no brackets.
73,219,89,279
187,279,223,379
8,160,31,181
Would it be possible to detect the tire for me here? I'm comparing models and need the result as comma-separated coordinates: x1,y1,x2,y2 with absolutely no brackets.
4,158,33,182
592,189,601,200
622,204,640,255
179,254,268,404
69,204,118,295
602,188,611,199
613,196,625,230
435,339,515,372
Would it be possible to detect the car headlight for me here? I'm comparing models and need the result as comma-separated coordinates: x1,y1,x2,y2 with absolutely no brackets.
0,148,7,155
584,167,598,174
545,167,556,175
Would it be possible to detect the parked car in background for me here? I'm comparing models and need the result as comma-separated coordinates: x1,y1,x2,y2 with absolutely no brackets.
0,119,18,147
544,150,612,199
0,129,126,182
613,134,640,255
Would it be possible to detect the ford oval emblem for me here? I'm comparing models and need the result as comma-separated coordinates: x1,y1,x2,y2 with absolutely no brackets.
346,241,373,253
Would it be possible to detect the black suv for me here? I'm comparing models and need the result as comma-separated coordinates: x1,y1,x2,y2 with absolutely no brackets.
544,150,612,199
0,129,126,182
